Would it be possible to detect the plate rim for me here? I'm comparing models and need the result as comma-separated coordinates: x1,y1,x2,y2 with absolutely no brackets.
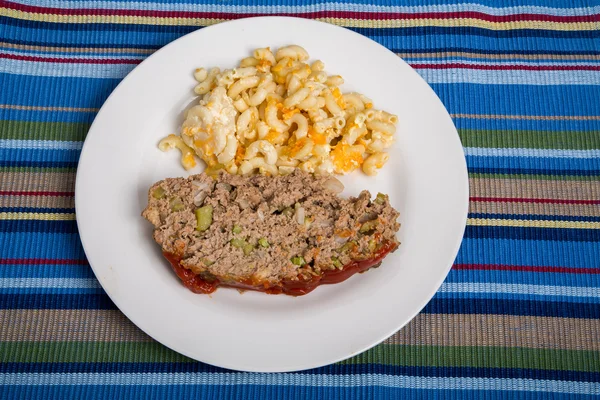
75,16,469,372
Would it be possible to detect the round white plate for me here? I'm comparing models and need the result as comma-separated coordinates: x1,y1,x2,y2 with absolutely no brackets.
76,17,468,372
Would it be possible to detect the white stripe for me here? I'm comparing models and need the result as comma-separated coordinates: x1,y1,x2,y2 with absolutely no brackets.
7,0,600,17
0,58,136,79
4,279,598,297
439,283,600,298
463,147,600,159
0,278,101,289
417,69,600,85
412,59,600,67
0,140,83,150
3,57,599,86
0,373,597,393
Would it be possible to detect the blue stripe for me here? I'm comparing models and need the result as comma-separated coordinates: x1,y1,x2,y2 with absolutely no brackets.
4,75,600,118
0,161,78,168
0,17,200,33
2,263,598,287
3,262,598,287
0,233,85,259
446,269,600,287
468,213,600,223
432,84,600,117
5,34,600,55
0,221,78,233
4,221,599,241
372,33,600,53
0,148,81,163
2,294,599,318
3,22,600,53
0,74,120,108
1,234,598,267
463,226,600,242
467,156,600,172
423,298,600,318
0,363,598,382
0,25,184,48
355,27,600,39
434,292,600,304
2,386,596,400
456,238,600,269
0,294,115,309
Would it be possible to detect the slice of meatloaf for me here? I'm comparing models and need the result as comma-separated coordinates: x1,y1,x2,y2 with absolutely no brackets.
142,170,400,295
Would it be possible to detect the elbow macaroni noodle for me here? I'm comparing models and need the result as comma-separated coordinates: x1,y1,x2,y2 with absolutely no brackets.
160,45,397,176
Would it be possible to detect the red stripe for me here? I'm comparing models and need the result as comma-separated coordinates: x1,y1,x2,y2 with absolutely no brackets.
0,191,75,197
454,263,600,274
470,197,600,205
0,258,88,265
0,53,141,65
411,63,600,71
1,0,599,24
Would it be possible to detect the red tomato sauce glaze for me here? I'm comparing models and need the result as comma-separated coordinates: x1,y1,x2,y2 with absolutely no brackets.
163,241,397,296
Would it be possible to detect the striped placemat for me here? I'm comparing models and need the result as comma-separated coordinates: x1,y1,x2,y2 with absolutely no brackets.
0,0,599,398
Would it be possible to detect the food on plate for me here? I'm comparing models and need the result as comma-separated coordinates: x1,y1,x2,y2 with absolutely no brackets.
159,45,398,177
142,170,400,295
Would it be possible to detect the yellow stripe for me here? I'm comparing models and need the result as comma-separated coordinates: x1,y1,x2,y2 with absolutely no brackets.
0,104,99,112
467,218,600,229
1,8,598,31
319,17,599,31
0,41,155,55
0,212,75,221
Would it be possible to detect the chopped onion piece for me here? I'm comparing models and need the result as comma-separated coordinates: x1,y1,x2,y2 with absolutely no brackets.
295,206,305,225
323,177,344,194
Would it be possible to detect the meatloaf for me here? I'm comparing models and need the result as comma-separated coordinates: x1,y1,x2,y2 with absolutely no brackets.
142,170,400,295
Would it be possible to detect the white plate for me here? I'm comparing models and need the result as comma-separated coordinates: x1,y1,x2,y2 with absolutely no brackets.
76,17,468,372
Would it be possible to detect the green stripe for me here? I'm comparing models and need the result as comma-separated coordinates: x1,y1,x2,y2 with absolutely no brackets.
0,342,193,364
459,129,600,150
0,120,89,141
1,342,598,371
2,121,599,151
2,121,599,150
469,173,600,181
342,345,600,372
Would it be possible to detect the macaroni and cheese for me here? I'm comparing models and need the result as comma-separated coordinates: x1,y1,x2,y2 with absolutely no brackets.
160,45,398,176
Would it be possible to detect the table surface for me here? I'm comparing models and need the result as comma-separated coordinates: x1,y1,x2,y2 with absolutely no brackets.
0,0,599,398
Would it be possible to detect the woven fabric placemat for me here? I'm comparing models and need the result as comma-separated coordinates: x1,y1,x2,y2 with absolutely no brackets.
0,0,599,398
